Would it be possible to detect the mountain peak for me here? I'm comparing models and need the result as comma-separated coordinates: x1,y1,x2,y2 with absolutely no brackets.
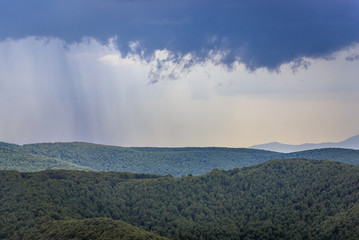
251,135,359,153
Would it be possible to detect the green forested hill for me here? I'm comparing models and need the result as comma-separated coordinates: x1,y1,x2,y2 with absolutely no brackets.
22,218,170,240
286,148,359,165
1,159,359,239
1,141,359,176
2,142,284,176
0,146,92,172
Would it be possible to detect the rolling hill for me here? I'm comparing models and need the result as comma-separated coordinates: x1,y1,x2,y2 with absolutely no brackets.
0,146,92,172
22,218,170,240
1,159,359,239
0,142,283,176
1,141,359,176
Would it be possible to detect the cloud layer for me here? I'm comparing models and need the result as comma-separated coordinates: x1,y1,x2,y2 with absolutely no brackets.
1,0,358,70
1,37,358,146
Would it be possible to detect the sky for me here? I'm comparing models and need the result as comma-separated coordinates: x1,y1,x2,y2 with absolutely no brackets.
0,0,359,147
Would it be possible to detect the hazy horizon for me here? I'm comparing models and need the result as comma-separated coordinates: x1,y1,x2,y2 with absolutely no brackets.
1,0,359,148
1,133,358,150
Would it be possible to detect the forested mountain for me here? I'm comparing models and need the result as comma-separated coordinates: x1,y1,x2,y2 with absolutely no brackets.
22,218,170,240
1,142,284,176
0,146,91,172
1,159,359,239
286,148,359,165
1,142,359,176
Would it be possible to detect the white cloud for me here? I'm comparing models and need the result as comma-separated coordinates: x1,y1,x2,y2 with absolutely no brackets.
0,37,358,147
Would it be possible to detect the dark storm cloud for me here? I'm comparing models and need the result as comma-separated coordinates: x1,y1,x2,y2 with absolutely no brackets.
346,54,359,61
1,0,359,69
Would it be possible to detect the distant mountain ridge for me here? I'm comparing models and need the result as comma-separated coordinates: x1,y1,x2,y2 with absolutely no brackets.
1,141,359,176
251,134,359,153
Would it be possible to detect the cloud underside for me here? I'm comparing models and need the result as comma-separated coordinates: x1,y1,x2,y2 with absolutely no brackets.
0,37,359,146
1,0,359,70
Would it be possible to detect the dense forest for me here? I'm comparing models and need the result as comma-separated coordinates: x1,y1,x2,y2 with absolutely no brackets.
1,159,359,239
1,141,359,176
0,146,91,172
20,218,170,240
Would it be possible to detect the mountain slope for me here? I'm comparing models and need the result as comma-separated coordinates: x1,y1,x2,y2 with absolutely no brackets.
23,218,170,240
286,148,359,165
339,135,359,149
251,134,359,152
18,142,283,176
0,146,92,172
1,142,359,176
1,159,359,239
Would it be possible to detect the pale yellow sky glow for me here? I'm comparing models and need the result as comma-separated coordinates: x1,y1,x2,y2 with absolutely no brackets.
0,37,358,147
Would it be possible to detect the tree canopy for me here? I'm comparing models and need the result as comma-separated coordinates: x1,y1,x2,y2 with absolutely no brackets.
1,159,359,239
